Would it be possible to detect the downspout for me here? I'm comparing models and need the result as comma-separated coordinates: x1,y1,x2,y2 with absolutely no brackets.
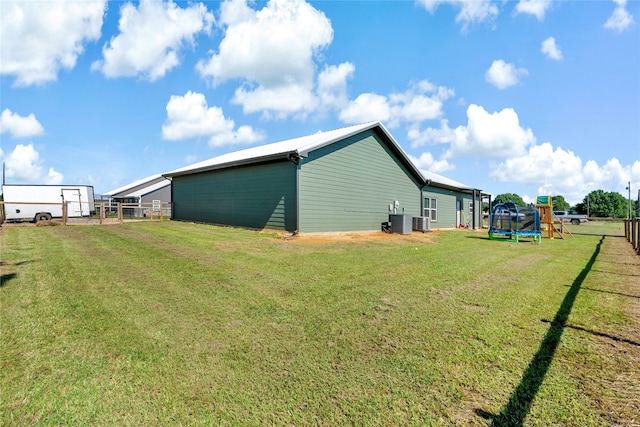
286,152,301,239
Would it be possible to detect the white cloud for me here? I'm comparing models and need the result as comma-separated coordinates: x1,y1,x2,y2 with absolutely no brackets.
490,143,582,185
92,0,213,81
233,83,319,119
485,59,528,89
515,0,552,20
416,0,499,30
0,109,45,138
388,82,454,127
317,62,355,111
489,143,640,204
339,93,391,124
411,105,535,158
541,37,563,60
410,104,537,161
197,0,333,117
410,152,456,174
339,80,454,127
218,0,255,26
162,91,265,147
408,119,456,147
0,143,63,184
448,104,535,158
184,154,198,164
0,0,106,86
604,0,634,32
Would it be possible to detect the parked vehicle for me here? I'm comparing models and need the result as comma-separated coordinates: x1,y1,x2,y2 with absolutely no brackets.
1,184,95,222
553,210,588,225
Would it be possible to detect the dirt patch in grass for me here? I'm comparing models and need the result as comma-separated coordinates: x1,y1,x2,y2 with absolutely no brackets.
35,220,64,227
293,229,439,243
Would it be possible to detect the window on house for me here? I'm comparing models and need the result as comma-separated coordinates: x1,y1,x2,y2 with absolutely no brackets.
424,197,437,222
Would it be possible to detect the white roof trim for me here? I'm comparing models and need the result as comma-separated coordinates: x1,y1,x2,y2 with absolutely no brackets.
122,180,171,199
421,170,474,191
104,174,165,196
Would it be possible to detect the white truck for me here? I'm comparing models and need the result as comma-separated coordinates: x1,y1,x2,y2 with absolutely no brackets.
553,210,589,225
1,184,95,222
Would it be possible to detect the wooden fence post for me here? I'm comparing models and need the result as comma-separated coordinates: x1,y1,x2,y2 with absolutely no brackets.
632,217,640,255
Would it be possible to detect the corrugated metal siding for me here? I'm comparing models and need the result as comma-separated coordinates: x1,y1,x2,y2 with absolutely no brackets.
423,187,458,229
141,186,171,203
172,161,295,230
299,130,420,232
113,177,166,197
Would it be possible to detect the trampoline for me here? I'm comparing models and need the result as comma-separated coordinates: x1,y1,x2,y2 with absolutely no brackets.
488,201,541,243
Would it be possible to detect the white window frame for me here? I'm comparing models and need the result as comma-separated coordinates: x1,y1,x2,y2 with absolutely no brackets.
424,197,437,222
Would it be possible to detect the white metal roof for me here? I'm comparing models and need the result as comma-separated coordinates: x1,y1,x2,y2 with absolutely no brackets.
162,121,483,193
104,174,165,196
163,121,406,177
421,170,474,191
124,180,171,199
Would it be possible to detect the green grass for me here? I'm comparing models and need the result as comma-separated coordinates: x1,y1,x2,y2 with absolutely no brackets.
1,221,638,426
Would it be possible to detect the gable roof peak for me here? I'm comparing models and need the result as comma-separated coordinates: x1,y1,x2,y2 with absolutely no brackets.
164,121,389,178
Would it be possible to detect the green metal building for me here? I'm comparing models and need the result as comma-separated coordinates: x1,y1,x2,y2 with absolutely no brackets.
164,122,486,233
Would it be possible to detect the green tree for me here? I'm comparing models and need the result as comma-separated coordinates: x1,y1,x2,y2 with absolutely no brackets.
493,193,527,207
551,195,570,211
575,190,628,218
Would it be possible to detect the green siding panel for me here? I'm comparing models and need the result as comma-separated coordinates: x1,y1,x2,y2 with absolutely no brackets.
423,189,484,229
299,130,421,232
423,187,457,229
172,161,296,231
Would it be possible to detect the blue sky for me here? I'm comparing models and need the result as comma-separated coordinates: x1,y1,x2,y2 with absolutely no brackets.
1,0,638,205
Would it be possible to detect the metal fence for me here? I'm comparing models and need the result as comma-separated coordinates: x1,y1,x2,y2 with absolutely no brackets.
624,218,640,255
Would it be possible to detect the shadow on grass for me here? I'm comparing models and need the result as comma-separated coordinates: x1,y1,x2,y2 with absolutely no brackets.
464,234,491,241
476,235,605,427
540,319,640,347
591,269,640,277
0,273,17,287
0,260,30,288
569,231,625,238
464,235,541,244
566,285,639,300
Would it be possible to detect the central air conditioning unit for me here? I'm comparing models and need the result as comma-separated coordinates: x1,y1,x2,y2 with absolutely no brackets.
413,216,431,232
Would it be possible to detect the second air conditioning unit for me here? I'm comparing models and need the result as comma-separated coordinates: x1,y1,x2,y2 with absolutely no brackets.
412,216,431,232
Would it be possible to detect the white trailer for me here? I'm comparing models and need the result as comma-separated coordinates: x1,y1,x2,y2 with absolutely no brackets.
1,185,95,222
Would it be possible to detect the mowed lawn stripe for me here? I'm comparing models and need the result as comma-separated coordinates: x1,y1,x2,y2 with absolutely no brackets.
1,221,637,425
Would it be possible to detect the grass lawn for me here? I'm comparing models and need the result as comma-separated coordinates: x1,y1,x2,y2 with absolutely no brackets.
1,221,638,426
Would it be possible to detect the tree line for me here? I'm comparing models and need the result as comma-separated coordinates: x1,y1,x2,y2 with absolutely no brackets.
488,190,638,218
